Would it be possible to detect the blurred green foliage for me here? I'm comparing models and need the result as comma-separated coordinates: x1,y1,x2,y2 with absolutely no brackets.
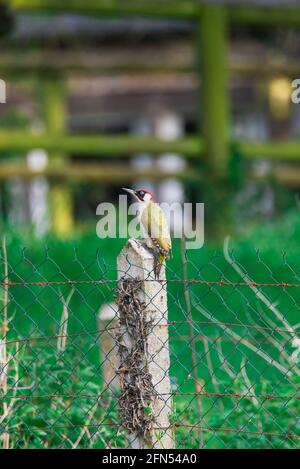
1,209,300,448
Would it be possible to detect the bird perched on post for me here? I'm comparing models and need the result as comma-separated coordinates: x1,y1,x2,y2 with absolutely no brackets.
122,188,171,278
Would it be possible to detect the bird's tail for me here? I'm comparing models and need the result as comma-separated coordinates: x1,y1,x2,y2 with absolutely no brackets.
159,252,166,263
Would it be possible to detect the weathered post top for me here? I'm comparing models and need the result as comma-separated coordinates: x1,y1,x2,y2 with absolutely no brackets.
117,239,174,449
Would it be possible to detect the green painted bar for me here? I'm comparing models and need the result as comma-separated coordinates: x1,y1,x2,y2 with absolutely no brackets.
38,78,74,235
1,131,300,161
0,132,203,156
239,140,300,161
9,0,196,18
198,5,229,177
3,161,300,186
9,1,300,26
0,163,202,182
197,5,231,237
40,79,66,135
230,6,300,26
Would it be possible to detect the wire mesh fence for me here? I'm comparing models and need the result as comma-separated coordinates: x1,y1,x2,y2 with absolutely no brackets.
0,237,299,449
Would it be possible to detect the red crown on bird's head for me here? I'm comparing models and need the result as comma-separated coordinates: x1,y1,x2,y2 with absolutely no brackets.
134,189,156,202
122,187,156,203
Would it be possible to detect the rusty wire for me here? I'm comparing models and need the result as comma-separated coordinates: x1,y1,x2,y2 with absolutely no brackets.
2,320,300,348
0,247,300,449
3,278,300,288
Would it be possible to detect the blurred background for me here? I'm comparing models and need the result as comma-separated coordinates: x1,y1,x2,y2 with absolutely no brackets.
1,0,300,240
1,1,300,449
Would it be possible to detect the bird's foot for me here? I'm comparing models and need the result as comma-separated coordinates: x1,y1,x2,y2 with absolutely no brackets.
140,241,161,279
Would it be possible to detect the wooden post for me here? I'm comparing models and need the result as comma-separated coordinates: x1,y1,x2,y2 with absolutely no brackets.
117,239,174,449
197,6,231,236
98,302,120,391
39,77,74,237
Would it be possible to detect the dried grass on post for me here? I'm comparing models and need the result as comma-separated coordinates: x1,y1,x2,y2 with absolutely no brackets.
116,278,156,440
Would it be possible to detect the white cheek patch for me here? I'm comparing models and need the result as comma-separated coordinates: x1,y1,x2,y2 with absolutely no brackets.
143,193,152,202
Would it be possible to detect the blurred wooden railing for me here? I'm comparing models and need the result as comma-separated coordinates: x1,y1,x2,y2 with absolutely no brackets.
1,1,300,235
8,1,300,26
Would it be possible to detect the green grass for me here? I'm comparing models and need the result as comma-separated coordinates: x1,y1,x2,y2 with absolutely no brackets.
1,211,300,448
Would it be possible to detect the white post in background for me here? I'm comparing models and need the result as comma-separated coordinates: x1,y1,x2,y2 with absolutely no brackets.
117,239,174,449
130,117,156,195
27,149,50,237
0,79,6,103
155,112,187,235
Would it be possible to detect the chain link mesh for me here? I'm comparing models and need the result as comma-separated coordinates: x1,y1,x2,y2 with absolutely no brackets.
0,241,299,449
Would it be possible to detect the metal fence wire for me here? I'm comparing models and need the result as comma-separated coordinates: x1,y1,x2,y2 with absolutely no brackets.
0,238,299,449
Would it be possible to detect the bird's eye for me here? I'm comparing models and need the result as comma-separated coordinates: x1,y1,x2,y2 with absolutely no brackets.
139,191,145,197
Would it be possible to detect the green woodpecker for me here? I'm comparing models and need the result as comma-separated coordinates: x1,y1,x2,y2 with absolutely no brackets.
123,188,171,278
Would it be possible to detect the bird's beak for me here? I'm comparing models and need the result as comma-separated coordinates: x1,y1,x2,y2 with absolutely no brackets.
122,187,136,197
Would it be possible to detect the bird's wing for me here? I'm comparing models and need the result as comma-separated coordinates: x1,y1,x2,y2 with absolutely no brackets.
141,202,171,255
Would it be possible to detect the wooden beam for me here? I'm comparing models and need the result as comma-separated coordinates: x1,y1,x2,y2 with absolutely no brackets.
39,78,74,236
2,49,300,79
3,161,300,187
0,44,194,76
230,56,300,79
197,5,231,236
269,165,300,187
2,131,300,161
0,131,202,156
0,162,202,182
9,0,196,18
198,6,229,178
9,1,300,26
251,163,300,188
238,140,300,161
2,128,300,162
229,6,300,27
